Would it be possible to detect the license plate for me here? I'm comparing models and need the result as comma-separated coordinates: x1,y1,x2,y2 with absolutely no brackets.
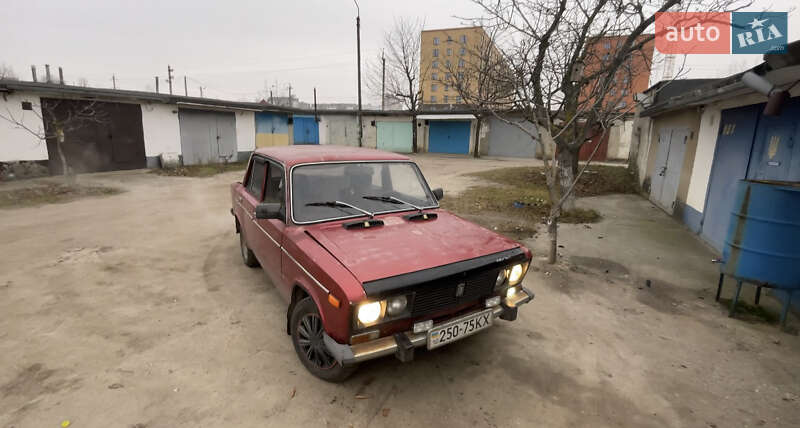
427,309,494,349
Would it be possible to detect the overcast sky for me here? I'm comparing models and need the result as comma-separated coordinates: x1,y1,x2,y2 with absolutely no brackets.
2,0,797,105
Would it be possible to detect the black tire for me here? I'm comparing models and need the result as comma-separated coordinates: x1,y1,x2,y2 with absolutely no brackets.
290,297,357,382
239,228,259,267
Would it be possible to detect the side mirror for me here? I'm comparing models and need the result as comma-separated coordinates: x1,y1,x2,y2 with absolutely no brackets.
432,188,444,201
255,202,283,220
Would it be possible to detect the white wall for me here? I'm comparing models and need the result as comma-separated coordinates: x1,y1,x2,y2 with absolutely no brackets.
235,111,255,152
607,119,634,160
140,102,181,157
0,92,48,161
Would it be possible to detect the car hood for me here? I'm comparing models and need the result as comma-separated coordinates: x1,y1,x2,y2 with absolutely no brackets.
304,210,521,284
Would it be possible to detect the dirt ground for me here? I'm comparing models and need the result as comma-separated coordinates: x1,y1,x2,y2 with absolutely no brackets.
1,154,798,428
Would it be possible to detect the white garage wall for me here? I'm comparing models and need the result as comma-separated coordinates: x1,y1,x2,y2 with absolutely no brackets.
235,111,255,152
0,92,49,161
140,103,181,157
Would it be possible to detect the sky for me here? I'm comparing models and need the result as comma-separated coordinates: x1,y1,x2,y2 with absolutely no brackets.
1,0,797,106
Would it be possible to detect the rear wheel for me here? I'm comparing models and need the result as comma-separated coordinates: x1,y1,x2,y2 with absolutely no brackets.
239,228,258,267
290,297,357,382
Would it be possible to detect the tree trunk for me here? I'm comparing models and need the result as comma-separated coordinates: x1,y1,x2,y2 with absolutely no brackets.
411,113,418,153
547,216,558,264
556,146,578,211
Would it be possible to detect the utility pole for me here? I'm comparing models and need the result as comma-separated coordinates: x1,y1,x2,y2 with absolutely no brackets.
45,64,51,83
167,65,174,95
313,87,318,121
112,74,116,89
354,0,363,146
287,84,292,106
269,90,273,104
381,49,386,110
199,86,204,97
184,76,188,96
155,76,159,94
58,67,64,85
31,65,37,82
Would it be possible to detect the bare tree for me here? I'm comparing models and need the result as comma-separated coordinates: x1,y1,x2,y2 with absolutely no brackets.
0,63,18,80
367,18,428,151
0,99,108,178
461,0,748,263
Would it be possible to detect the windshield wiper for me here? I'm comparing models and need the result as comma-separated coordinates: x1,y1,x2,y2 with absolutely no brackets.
363,195,423,212
305,200,374,218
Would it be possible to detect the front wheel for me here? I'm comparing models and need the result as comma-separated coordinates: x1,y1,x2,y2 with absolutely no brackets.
290,297,357,382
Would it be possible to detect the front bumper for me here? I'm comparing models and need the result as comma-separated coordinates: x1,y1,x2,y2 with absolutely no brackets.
323,287,534,366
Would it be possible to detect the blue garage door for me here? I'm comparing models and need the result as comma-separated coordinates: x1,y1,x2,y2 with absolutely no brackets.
293,115,319,145
746,97,800,182
429,121,471,154
701,104,762,251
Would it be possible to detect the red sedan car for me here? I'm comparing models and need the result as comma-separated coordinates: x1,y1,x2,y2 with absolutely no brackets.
231,145,533,381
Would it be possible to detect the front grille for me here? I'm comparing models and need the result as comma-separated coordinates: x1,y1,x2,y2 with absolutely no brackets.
410,267,499,316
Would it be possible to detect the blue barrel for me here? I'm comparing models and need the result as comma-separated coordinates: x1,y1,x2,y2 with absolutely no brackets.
722,180,800,288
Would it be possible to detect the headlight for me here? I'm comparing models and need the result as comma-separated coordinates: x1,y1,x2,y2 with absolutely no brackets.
495,270,507,288
356,301,383,325
507,262,529,286
506,286,517,299
386,295,408,316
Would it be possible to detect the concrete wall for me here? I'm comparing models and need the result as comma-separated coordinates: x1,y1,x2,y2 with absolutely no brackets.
141,103,181,161
0,92,48,161
235,111,255,155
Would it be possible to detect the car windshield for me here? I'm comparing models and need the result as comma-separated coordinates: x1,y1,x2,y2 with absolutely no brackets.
292,162,437,223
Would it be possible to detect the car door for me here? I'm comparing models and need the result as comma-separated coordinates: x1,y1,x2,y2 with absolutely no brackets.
240,156,267,257
250,160,286,289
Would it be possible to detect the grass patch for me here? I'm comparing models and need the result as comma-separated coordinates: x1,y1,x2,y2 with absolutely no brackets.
468,165,638,197
151,161,247,178
718,298,780,325
0,182,122,209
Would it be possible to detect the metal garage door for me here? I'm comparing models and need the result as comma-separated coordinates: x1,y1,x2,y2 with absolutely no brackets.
429,121,470,154
293,115,319,145
255,112,289,147
178,109,237,165
486,117,538,157
324,116,359,146
650,127,688,214
746,97,800,182
42,98,146,174
377,121,413,153
700,105,761,251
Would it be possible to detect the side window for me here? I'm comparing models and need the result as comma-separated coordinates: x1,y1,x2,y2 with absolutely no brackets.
247,159,267,200
264,162,285,205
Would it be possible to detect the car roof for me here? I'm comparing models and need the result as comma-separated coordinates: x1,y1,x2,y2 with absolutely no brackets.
253,145,411,167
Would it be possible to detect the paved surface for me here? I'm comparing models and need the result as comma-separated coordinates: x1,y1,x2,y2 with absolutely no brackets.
1,154,798,428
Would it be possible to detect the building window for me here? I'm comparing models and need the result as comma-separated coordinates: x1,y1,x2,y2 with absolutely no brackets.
618,100,627,108
444,85,449,91
460,47,466,56
432,60,438,69
444,95,449,103
432,72,438,80
458,59,465,68
445,60,451,68
430,95,437,103
445,72,451,81
431,83,438,92
457,72,464,79
433,48,439,57
447,35,453,42
456,95,462,103
602,53,610,61
603,42,611,50
460,35,467,43
447,48,452,56
433,37,440,45
622,88,629,96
